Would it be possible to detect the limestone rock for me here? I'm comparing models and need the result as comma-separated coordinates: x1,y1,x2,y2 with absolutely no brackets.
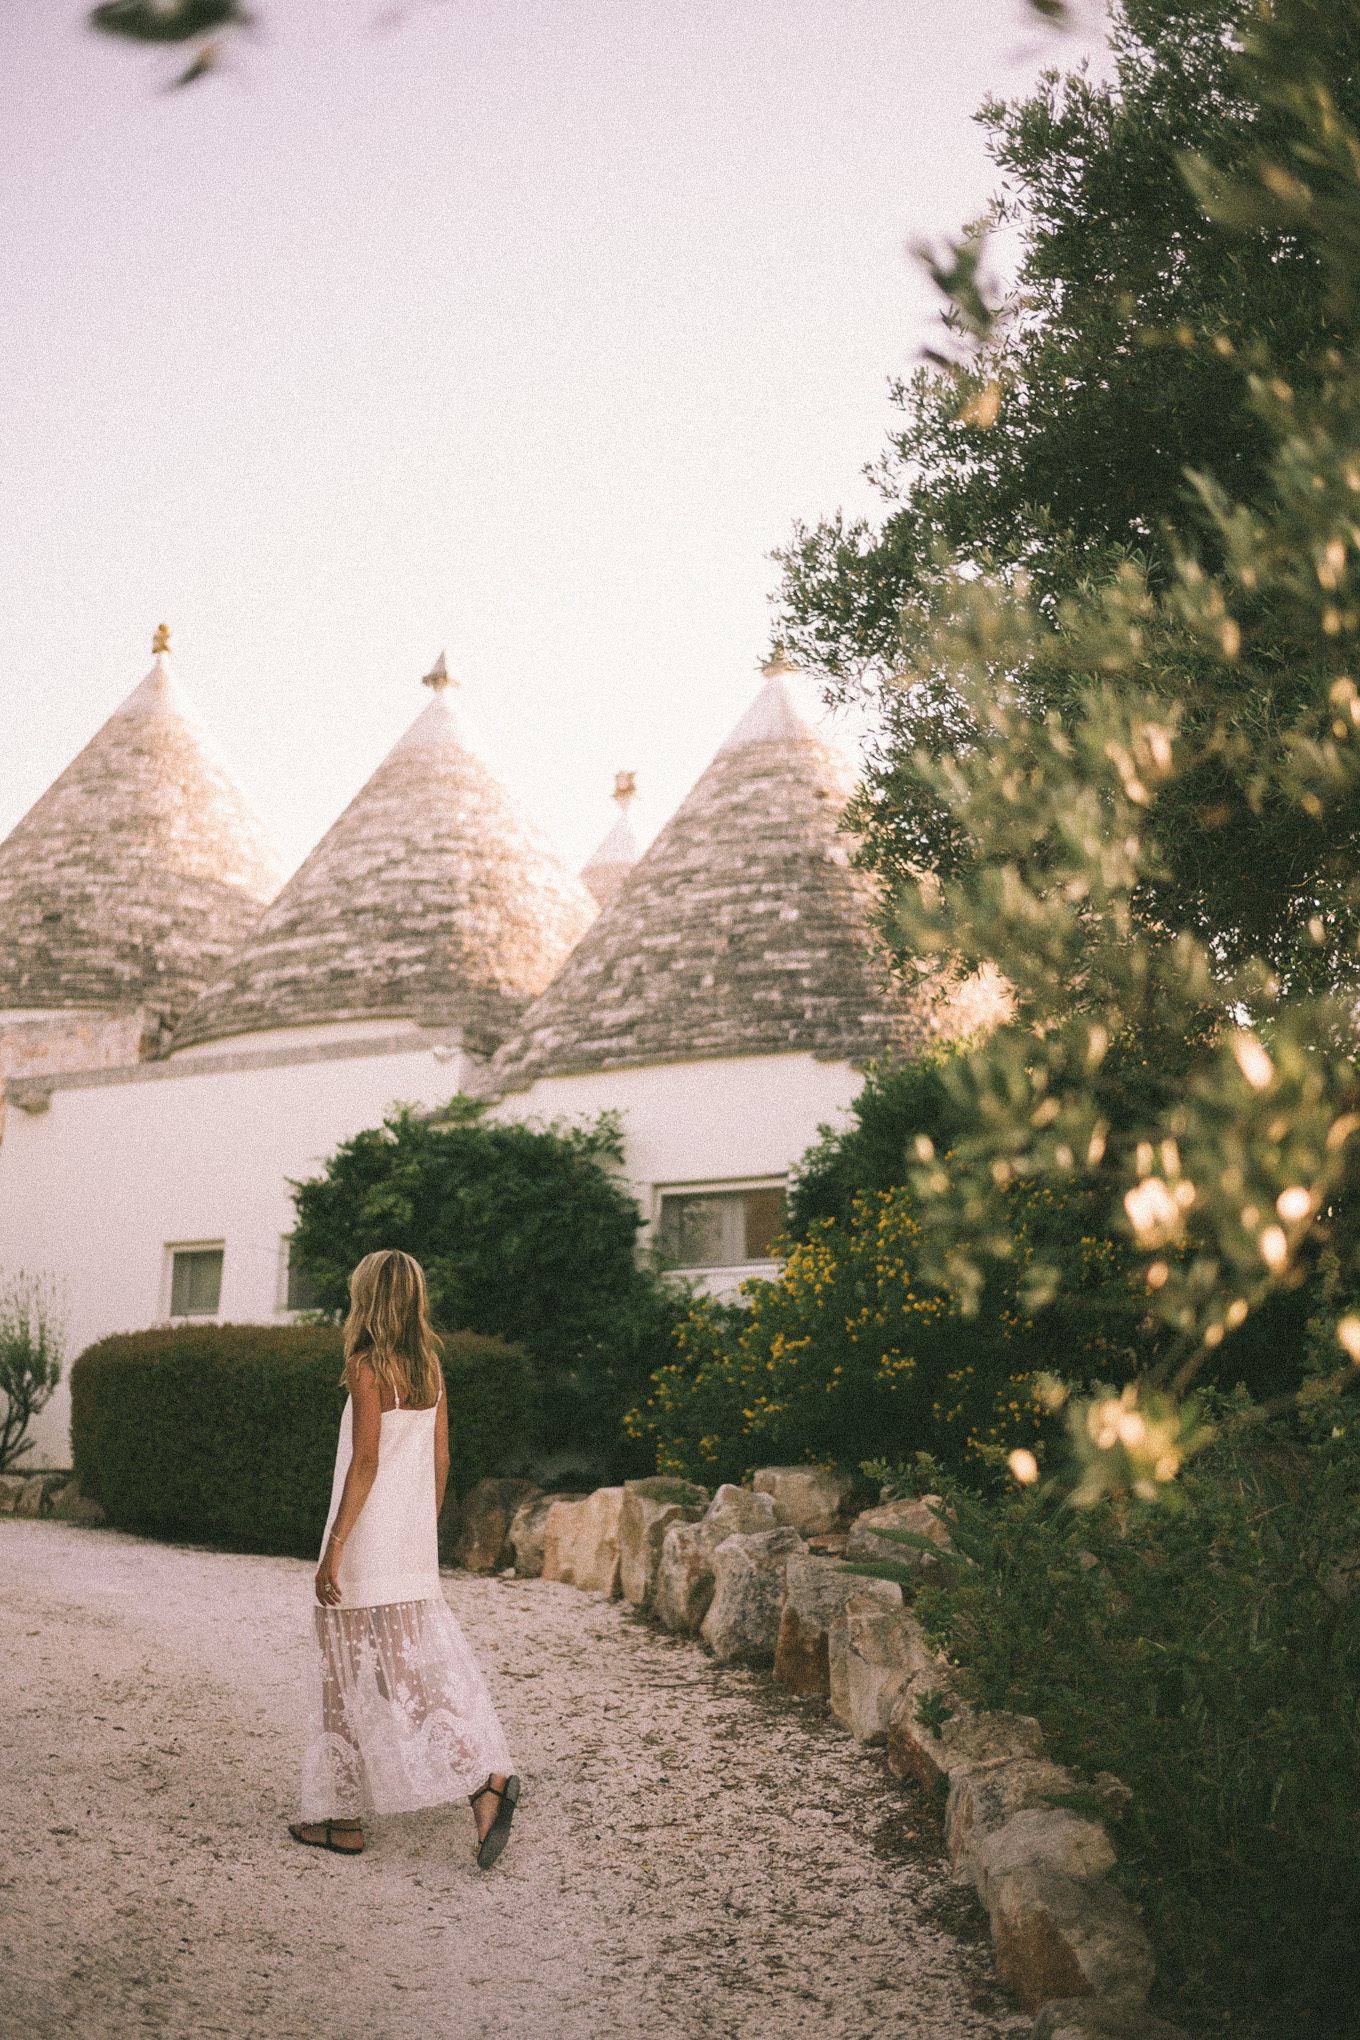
986,1865,1156,2013
452,1478,542,1573
654,1484,778,1632
829,1597,937,1743
47,1481,106,1527
774,1556,900,1697
700,1527,806,1664
888,1700,1042,1791
846,1494,952,1573
974,1807,1116,1904
542,1488,625,1595
619,1477,709,1608
15,1475,45,1518
0,1474,27,1513
508,1494,559,1578
946,1758,1080,1878
754,1466,854,1535
1032,1998,1187,2040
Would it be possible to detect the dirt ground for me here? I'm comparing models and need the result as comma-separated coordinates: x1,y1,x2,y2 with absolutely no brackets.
1,1519,1027,2040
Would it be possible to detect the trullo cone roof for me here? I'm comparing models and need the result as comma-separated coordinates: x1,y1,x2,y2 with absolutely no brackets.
486,667,923,1088
170,685,597,1054
0,651,285,1020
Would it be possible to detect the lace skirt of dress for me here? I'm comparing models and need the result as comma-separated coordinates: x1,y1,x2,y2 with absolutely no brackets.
300,1596,515,1821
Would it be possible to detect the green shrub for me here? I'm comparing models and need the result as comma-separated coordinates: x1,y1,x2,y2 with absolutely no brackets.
786,1050,974,1240
911,1422,1360,2034
290,1100,680,1474
70,1323,534,1557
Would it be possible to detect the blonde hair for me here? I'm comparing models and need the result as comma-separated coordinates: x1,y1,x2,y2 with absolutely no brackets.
342,1250,443,1408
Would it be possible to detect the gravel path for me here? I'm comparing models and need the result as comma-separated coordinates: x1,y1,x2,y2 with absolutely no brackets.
1,1520,1025,2040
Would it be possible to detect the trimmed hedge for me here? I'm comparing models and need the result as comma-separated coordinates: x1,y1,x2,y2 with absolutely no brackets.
71,1323,535,1557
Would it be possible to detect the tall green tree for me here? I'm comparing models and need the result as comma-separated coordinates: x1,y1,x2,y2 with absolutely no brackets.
773,1,1360,988
872,0,1360,1499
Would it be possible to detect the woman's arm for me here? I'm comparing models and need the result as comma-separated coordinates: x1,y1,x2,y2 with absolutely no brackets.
314,1358,383,1606
433,1373,450,1520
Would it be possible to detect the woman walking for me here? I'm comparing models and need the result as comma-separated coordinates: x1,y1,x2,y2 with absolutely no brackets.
290,1249,519,1868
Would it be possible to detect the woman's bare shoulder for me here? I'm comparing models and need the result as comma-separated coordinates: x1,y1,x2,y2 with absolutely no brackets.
347,1351,379,1394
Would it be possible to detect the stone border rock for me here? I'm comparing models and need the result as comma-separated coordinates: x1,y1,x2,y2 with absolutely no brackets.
0,1470,105,1524
446,1467,1183,2040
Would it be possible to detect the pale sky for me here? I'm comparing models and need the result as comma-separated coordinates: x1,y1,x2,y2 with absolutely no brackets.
1,0,1109,878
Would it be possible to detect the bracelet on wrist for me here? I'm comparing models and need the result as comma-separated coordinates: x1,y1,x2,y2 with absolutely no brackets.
329,1532,345,1548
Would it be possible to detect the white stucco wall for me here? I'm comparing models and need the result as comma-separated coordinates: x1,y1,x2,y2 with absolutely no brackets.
2,1042,865,1467
490,1049,862,1252
0,1033,478,1466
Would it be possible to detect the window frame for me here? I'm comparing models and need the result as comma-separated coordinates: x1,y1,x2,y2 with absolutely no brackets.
162,1239,226,1323
651,1177,788,1272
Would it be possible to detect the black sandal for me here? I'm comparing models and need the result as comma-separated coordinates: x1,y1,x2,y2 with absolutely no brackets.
470,1775,520,1871
288,1820,364,1855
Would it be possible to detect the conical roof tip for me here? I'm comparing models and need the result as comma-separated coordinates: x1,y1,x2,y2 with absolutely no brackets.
170,667,597,1055
388,680,475,757
581,771,642,909
0,640,285,1020
717,667,822,754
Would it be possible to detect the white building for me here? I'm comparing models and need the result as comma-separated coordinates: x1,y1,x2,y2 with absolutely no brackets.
1,639,983,1466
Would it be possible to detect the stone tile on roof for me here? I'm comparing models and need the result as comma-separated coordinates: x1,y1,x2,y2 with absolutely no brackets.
486,667,932,1088
0,649,285,1024
169,683,598,1055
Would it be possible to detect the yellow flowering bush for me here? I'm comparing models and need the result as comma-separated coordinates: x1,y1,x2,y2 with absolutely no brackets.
628,1177,1141,1486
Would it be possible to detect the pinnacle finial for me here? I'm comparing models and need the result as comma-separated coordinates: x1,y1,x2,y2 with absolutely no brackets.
422,650,456,692
152,623,172,657
613,769,638,810
761,645,796,678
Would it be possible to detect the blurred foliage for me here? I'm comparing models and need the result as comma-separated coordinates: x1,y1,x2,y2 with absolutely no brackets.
913,1415,1360,2033
88,0,249,85
290,1099,681,1477
774,0,1360,1499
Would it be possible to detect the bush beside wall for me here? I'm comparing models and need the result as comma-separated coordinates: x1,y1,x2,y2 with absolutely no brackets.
912,1422,1360,2033
71,1324,534,1557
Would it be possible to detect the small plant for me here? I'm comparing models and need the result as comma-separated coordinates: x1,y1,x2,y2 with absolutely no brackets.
0,1272,64,1472
862,1451,944,1501
913,1688,955,1740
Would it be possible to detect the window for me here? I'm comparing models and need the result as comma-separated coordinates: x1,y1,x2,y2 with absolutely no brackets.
656,1186,786,1269
169,1247,223,1318
285,1237,322,1313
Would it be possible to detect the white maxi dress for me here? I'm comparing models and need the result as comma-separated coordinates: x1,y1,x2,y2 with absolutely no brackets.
300,1382,514,1822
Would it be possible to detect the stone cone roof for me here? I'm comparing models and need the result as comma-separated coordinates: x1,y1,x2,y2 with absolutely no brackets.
0,654,285,1022
170,688,598,1055
486,670,926,1088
